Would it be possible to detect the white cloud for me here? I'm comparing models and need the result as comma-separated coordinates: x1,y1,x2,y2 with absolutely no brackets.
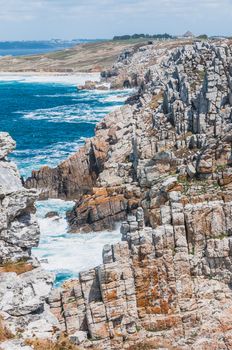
0,0,231,39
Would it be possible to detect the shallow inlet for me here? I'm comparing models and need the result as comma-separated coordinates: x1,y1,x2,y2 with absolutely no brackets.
34,199,121,286
0,74,131,285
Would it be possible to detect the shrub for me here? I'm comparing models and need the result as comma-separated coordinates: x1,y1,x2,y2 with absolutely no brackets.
25,335,80,350
0,317,14,342
0,260,33,275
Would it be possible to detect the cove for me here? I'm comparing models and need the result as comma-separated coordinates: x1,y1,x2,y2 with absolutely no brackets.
0,74,130,285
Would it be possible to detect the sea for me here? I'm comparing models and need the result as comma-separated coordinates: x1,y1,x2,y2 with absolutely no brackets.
0,40,98,56
0,72,130,285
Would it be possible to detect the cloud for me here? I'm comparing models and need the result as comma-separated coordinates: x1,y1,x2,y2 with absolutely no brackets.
0,0,231,39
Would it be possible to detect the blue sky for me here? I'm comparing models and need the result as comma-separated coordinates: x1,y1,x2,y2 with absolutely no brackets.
0,0,231,40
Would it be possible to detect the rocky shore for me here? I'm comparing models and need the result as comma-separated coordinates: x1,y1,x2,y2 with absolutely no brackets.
26,39,232,234
2,38,232,349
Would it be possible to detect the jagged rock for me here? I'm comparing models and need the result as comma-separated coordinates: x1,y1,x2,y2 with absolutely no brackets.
69,331,87,345
0,134,60,342
186,163,196,178
0,135,40,263
45,211,59,218
26,40,232,234
4,40,232,348
48,206,232,349
0,132,16,160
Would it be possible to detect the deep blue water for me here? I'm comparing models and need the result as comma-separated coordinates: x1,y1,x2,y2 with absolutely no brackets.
0,78,128,177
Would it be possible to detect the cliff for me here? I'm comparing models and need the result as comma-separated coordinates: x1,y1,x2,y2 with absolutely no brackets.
8,39,232,349
26,40,232,233
0,133,59,349
48,206,232,349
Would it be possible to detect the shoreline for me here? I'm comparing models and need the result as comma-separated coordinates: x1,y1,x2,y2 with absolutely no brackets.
0,71,101,85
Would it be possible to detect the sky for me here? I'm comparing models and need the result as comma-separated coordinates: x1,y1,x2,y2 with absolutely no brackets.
0,0,231,40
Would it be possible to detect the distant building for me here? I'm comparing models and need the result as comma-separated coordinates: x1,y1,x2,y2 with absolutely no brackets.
183,31,195,38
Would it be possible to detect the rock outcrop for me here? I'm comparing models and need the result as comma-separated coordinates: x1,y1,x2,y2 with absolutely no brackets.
0,133,39,263
48,206,232,349
24,38,232,349
4,39,232,349
26,39,232,235
0,133,59,346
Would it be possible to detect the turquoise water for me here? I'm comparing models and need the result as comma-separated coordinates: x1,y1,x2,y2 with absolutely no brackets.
0,76,128,284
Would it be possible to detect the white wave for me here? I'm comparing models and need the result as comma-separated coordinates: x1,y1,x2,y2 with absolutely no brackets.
0,73,101,85
20,102,121,124
34,92,78,98
33,199,121,281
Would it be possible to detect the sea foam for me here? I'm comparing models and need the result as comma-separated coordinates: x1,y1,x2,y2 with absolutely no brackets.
34,199,121,286
0,72,101,85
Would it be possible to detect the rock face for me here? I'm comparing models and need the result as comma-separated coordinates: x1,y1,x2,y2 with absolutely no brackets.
48,206,232,349
0,133,39,263
0,133,59,344
4,39,232,349
26,39,232,235
23,40,232,348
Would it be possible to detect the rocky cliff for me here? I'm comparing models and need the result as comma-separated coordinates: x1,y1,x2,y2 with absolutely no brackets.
3,39,232,349
0,133,59,349
48,206,232,349
26,40,232,233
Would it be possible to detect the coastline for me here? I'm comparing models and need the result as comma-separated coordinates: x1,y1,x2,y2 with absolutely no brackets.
0,71,101,85
0,72,130,285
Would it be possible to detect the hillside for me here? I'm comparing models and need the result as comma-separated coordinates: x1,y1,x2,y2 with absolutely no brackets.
0,39,153,73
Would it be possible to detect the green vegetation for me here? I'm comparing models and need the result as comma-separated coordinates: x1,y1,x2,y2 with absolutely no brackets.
212,233,228,240
197,34,208,40
113,33,173,41
216,164,227,172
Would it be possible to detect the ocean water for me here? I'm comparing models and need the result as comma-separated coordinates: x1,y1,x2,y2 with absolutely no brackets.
36,199,121,286
0,40,97,56
0,75,128,285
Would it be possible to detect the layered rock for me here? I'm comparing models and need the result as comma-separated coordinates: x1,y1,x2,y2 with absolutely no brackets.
48,205,232,349
0,133,59,346
0,133,39,263
26,40,232,235
5,39,232,349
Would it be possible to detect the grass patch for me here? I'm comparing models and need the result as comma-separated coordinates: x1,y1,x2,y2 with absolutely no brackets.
128,339,175,350
0,260,33,275
25,335,80,350
149,92,163,110
0,317,14,342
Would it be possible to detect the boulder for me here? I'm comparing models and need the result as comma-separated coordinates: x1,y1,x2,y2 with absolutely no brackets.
69,331,87,345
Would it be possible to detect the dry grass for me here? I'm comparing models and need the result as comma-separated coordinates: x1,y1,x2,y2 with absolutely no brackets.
127,339,177,350
0,260,33,275
25,335,80,350
0,318,14,342
149,92,164,110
